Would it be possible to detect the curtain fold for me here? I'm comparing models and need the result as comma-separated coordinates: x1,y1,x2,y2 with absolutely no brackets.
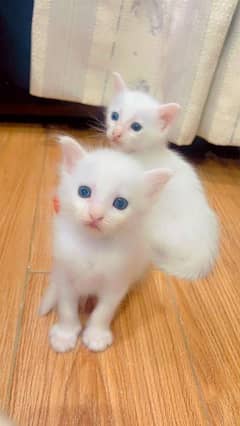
31,0,240,146
198,2,240,146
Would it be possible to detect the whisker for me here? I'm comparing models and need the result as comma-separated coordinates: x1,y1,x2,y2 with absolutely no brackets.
89,114,104,125
87,113,106,129
85,132,107,145
87,134,105,141
88,124,106,134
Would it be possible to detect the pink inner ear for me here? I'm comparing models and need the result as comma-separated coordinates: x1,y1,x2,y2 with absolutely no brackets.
113,72,126,94
145,168,173,197
63,144,79,172
58,136,85,173
159,103,180,130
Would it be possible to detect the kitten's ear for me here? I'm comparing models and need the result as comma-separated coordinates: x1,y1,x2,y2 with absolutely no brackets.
158,103,181,130
144,168,173,198
57,135,86,173
112,72,127,94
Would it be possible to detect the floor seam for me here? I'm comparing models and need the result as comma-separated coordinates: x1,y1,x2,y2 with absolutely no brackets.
165,275,212,426
6,130,47,411
6,270,31,410
27,134,48,270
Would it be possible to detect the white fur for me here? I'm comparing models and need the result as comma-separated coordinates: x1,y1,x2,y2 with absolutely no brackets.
0,413,15,426
40,138,171,352
106,73,219,280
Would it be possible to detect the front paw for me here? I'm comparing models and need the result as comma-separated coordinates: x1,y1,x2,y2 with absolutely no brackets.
49,323,81,353
82,326,113,352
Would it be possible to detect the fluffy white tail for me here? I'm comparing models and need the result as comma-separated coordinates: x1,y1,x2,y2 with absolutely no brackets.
153,247,218,280
153,216,219,280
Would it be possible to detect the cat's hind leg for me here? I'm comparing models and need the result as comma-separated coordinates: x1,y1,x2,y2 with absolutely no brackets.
39,280,57,316
50,281,81,352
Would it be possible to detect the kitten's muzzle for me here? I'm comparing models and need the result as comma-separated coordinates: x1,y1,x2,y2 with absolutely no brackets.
85,214,104,231
111,127,123,144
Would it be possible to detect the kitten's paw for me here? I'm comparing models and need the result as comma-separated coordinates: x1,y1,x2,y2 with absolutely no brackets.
82,326,113,352
49,323,81,353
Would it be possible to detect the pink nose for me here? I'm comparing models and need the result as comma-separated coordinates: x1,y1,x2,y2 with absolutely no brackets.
112,129,122,141
89,214,104,223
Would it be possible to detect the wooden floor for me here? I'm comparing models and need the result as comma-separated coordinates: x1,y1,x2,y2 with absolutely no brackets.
0,124,240,426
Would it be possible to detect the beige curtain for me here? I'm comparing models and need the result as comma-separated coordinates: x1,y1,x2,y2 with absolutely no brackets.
31,0,240,147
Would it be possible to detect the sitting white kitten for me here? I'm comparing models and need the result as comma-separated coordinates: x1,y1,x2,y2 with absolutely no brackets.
40,136,172,352
106,73,219,280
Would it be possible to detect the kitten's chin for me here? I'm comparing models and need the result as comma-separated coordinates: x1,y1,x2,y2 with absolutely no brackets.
121,145,137,154
108,138,123,149
84,222,102,232
109,139,137,154
84,221,123,237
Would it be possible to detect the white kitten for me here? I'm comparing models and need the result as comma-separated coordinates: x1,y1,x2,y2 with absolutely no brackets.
40,136,172,352
106,73,219,280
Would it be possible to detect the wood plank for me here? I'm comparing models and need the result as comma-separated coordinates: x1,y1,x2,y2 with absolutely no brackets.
170,158,240,425
0,124,46,408
9,272,206,425
30,139,60,272
30,129,105,271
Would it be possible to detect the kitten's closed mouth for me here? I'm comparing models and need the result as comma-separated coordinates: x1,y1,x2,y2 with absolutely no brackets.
110,139,136,154
86,222,101,231
110,138,122,147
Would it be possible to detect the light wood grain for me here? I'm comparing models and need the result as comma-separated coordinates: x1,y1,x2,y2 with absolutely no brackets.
30,138,60,271
0,124,46,408
2,124,240,425
170,157,240,425
9,272,206,426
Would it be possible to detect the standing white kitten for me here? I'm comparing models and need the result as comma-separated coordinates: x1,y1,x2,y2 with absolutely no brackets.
40,137,172,352
106,73,219,280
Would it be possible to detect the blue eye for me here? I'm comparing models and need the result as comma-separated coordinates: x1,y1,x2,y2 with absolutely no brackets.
113,197,128,210
131,122,142,132
78,185,91,198
111,111,119,121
